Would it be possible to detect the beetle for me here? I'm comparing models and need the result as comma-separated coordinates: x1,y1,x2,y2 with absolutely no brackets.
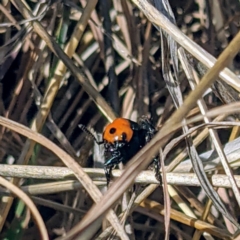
79,117,160,185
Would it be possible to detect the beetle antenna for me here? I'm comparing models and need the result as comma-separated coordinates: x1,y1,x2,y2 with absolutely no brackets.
78,124,103,145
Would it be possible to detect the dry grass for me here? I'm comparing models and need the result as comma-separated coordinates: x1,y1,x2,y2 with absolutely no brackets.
0,0,240,239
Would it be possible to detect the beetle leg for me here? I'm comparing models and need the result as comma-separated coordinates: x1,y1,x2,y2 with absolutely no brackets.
104,155,121,166
104,166,112,186
104,152,121,185
153,157,162,184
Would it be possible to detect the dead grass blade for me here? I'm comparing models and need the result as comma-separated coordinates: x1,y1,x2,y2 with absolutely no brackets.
160,149,171,240
1,165,240,189
180,47,240,231
139,199,232,239
0,176,48,240
131,0,240,92
12,0,116,122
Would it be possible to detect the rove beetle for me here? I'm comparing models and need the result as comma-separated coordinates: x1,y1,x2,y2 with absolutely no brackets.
79,117,160,185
